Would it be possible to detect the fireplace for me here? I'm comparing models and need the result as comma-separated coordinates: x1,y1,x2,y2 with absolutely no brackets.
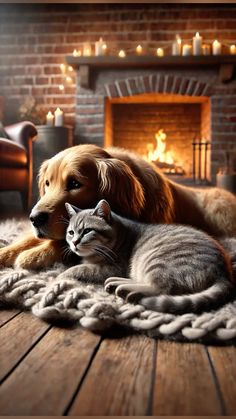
104,93,211,182
67,56,236,185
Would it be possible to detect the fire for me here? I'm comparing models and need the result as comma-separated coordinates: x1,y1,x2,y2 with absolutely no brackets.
146,129,174,164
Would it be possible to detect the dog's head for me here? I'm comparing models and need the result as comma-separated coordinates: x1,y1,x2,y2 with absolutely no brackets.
30,144,145,239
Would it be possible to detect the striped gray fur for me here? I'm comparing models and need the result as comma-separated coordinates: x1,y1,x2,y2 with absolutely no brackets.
62,200,235,314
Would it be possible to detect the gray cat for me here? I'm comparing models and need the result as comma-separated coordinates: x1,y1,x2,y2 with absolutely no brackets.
61,199,234,314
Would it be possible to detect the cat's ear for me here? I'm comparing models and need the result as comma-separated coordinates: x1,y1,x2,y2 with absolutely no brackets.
65,203,81,218
93,199,111,222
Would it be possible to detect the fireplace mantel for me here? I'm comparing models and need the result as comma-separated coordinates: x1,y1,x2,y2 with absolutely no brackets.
66,55,236,88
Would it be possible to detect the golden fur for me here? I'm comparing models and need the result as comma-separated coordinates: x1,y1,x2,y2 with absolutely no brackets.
0,144,236,269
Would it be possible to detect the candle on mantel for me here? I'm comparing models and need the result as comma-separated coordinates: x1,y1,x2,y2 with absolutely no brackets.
95,38,107,56
83,43,92,56
118,50,126,58
136,45,143,55
60,63,66,74
46,111,54,126
230,44,236,54
193,32,202,55
212,40,222,55
202,44,211,55
156,48,164,57
172,35,182,56
73,49,81,57
54,108,64,127
182,44,192,56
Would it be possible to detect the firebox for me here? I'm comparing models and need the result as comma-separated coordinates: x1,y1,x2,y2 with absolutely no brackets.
105,93,211,183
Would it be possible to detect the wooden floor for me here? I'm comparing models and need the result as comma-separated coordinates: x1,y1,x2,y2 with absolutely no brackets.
0,309,235,415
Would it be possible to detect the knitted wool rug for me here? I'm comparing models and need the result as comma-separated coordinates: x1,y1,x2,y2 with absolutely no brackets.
0,218,236,343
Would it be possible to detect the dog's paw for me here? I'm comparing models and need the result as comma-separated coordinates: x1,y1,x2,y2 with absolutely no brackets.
0,246,17,267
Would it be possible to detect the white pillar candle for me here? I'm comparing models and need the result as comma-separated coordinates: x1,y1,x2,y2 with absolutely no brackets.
172,35,182,56
212,40,222,55
54,108,64,127
136,45,143,55
156,48,164,57
118,50,126,58
193,32,202,55
230,44,236,54
95,38,107,56
83,43,92,56
202,44,211,55
60,63,66,74
182,44,192,56
46,111,54,126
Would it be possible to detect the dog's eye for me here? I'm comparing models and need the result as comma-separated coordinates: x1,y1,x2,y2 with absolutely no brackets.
68,230,74,236
67,178,82,190
45,180,49,187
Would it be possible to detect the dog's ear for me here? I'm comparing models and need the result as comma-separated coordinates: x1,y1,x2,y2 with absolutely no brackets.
65,203,81,218
96,158,145,219
38,160,49,197
92,199,111,223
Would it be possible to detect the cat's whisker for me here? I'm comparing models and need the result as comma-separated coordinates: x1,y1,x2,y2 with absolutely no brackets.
94,246,117,264
95,245,117,261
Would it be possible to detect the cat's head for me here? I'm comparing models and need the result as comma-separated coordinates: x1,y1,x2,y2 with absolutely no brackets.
65,199,114,259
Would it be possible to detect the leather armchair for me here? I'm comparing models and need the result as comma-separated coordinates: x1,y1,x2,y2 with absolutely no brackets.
0,121,38,210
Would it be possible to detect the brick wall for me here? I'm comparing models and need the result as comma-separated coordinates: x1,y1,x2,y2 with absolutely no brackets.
0,4,236,182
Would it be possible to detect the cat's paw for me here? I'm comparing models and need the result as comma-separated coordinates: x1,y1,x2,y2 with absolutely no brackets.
57,266,80,281
105,277,156,303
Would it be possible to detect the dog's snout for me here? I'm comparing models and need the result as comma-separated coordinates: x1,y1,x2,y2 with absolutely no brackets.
30,211,49,227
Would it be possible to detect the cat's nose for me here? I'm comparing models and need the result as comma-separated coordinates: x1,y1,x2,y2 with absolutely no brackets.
29,211,49,227
72,239,79,246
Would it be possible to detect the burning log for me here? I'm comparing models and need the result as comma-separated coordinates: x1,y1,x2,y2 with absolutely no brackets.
152,160,186,175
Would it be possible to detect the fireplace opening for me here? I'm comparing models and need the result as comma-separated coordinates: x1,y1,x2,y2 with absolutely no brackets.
105,94,211,184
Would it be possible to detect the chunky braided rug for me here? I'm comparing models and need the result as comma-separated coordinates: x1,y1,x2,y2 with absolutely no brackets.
1,218,236,343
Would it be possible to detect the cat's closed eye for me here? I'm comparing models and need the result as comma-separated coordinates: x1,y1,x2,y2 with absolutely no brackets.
83,228,93,235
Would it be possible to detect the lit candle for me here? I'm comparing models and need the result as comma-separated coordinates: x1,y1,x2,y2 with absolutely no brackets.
46,111,54,126
156,48,164,57
193,32,202,55
136,45,143,55
172,35,182,56
59,84,64,91
118,50,126,58
182,44,192,56
230,44,236,54
66,76,73,84
202,44,211,55
95,37,107,56
54,108,64,127
212,40,222,55
83,43,92,56
73,49,78,57
60,63,66,74
68,66,73,72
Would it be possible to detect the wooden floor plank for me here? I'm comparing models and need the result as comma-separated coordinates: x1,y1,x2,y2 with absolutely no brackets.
0,309,20,327
152,341,221,415
69,334,155,416
208,346,236,415
0,312,49,382
0,326,101,415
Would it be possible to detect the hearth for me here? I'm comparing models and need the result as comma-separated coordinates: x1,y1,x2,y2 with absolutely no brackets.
104,93,211,183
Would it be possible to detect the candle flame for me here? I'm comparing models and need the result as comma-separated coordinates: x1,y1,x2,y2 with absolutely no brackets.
118,50,126,58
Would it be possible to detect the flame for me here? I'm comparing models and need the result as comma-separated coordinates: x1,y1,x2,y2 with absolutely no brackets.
146,129,174,164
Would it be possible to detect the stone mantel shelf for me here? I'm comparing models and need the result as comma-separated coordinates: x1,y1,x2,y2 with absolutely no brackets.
66,55,236,88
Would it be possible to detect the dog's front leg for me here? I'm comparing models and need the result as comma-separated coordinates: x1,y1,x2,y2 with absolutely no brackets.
0,234,42,267
14,239,65,270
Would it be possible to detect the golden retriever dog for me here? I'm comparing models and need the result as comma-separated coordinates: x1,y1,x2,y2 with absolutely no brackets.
1,144,236,270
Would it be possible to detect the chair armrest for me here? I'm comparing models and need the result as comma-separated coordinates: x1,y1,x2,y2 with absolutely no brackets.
5,121,38,151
